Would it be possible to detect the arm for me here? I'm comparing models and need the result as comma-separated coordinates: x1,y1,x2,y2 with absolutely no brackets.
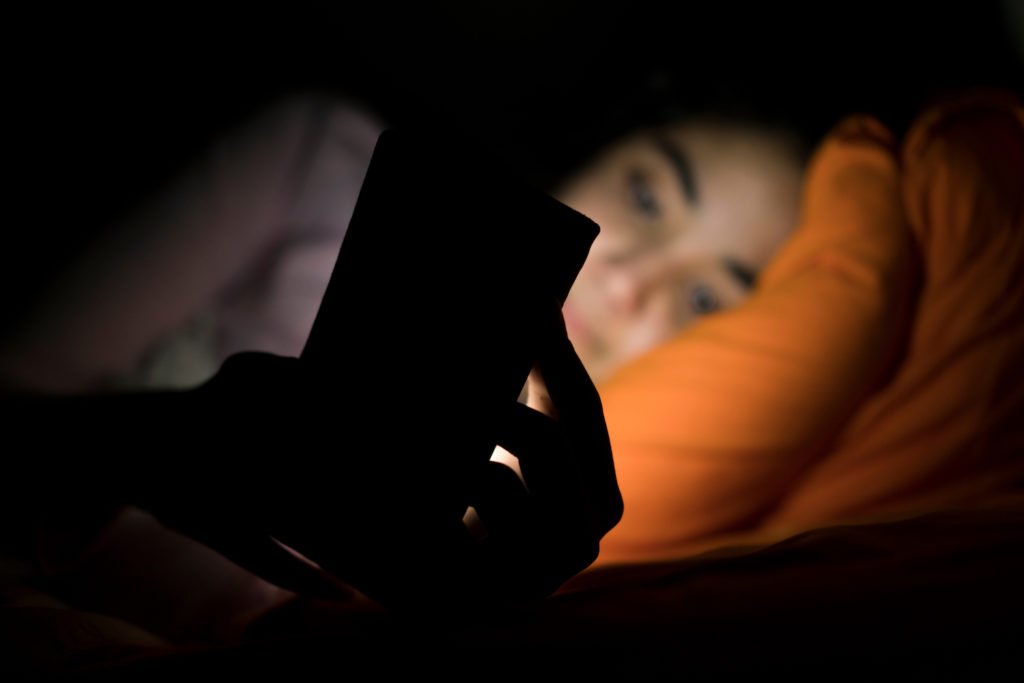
4,330,622,616
1,379,328,644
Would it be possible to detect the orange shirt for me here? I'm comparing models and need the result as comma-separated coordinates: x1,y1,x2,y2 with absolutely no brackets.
596,91,1024,566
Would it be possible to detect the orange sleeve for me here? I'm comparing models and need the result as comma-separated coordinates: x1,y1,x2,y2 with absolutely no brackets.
595,117,917,565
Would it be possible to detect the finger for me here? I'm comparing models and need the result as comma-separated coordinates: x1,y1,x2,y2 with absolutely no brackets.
525,366,556,418
493,401,578,505
477,511,600,603
534,309,604,424
494,400,559,462
467,461,530,539
200,350,301,397
534,313,622,535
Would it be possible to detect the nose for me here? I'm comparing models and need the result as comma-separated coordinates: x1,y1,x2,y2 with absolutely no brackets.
597,253,681,361
603,265,646,315
598,249,665,316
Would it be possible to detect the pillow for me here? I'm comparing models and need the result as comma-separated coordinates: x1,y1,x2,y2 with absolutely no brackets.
765,91,1024,532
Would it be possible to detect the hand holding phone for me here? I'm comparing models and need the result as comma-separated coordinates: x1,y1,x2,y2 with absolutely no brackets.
180,129,620,608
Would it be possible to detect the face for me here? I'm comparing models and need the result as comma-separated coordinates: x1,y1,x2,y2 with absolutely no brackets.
557,120,804,383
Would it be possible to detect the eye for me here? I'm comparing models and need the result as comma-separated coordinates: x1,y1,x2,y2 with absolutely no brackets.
690,283,720,315
628,171,661,219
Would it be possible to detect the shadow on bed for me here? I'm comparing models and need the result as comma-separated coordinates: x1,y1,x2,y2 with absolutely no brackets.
23,503,1020,681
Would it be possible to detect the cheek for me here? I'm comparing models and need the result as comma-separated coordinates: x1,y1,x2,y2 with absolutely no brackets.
625,303,687,355
702,179,800,266
563,274,605,349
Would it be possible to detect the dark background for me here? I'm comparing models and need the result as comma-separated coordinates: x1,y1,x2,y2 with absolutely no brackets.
4,1,1021,333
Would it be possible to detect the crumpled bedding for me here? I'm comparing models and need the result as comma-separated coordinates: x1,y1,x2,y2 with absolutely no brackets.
8,504,1020,680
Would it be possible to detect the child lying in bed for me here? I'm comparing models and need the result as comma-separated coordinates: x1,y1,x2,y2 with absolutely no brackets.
2,89,1021,650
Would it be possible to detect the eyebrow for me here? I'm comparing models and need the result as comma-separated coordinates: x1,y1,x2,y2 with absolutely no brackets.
723,257,757,290
654,135,699,205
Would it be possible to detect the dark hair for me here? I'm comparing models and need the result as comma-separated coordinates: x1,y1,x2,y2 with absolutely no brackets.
605,71,827,159
529,70,828,194
501,1,1020,193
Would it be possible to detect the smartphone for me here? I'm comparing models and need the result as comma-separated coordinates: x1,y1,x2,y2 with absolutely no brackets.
300,128,598,517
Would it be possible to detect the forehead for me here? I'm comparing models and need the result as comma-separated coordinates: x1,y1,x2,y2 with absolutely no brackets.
606,120,800,164
658,121,805,197
660,121,803,261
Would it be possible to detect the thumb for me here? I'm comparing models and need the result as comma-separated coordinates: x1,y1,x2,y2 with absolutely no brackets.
193,522,355,601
